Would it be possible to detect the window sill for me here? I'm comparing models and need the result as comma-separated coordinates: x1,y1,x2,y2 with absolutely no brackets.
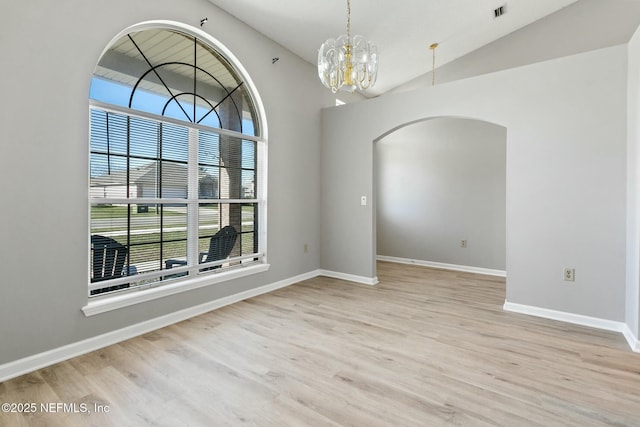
82,263,270,316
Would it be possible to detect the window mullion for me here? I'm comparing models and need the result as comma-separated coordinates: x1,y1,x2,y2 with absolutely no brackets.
187,128,200,271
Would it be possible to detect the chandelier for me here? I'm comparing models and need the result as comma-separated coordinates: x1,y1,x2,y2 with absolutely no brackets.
317,0,378,93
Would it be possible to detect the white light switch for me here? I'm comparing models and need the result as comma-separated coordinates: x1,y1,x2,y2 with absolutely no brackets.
360,196,367,206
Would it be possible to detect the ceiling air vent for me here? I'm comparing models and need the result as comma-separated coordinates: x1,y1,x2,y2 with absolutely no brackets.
494,5,506,18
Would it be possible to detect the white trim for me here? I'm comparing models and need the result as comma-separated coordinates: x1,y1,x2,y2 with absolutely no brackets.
89,253,265,291
503,301,640,353
377,255,506,277
319,269,379,286
83,264,270,316
0,269,318,383
621,324,640,352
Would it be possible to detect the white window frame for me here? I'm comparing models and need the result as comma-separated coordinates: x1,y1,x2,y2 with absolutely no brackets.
83,21,269,316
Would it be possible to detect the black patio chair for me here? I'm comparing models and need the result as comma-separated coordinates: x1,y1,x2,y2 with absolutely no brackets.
91,235,133,295
165,225,238,272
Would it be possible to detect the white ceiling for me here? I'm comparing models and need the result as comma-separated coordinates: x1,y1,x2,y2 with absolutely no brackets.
206,0,582,96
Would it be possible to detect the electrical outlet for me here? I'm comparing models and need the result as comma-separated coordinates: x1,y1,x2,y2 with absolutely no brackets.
460,239,467,248
563,268,575,281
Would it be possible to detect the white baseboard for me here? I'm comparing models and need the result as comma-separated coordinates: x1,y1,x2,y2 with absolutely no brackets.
503,301,640,353
319,269,379,286
0,270,320,383
621,324,640,352
377,255,506,277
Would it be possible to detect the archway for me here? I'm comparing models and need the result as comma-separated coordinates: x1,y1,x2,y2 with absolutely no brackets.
373,117,507,278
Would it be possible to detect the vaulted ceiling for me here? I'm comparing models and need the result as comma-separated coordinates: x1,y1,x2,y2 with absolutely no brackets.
207,0,640,97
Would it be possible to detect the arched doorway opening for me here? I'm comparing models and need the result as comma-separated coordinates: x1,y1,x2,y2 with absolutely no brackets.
373,117,507,277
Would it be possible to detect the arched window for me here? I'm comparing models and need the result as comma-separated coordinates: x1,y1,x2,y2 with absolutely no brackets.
88,23,266,298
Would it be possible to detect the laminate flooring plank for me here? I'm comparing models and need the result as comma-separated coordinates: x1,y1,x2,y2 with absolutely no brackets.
2,261,640,426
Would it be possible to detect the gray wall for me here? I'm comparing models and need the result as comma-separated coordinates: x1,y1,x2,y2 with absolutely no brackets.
0,0,334,365
376,118,506,271
321,45,627,321
627,26,640,339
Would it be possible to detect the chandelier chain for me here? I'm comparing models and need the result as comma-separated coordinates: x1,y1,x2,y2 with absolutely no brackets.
346,0,351,38
432,47,435,86
430,43,438,86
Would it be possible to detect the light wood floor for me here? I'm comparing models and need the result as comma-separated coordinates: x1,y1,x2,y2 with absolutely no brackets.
2,262,640,426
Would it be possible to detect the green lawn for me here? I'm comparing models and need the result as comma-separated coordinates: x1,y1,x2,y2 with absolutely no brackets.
91,204,256,270
91,205,221,233
127,230,256,269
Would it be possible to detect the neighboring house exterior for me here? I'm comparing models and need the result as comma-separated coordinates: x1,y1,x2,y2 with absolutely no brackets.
90,162,219,201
